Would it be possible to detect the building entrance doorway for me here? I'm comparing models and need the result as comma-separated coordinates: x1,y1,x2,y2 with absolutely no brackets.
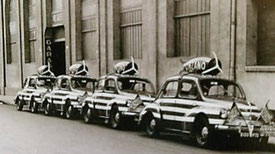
45,26,66,76
51,41,66,76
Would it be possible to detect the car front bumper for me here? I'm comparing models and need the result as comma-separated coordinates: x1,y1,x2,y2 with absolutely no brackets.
214,124,275,138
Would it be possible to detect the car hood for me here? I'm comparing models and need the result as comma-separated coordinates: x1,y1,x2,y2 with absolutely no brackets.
71,89,94,96
120,92,155,102
204,98,259,112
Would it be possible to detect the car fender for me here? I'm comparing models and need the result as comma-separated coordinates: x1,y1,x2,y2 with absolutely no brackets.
83,96,94,108
139,103,161,125
14,95,20,104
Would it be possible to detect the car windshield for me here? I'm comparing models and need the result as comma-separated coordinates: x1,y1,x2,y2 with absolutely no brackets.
37,77,55,89
71,77,96,92
117,77,155,96
200,79,245,101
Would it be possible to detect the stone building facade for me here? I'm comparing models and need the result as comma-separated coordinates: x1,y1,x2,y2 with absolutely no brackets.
0,0,274,108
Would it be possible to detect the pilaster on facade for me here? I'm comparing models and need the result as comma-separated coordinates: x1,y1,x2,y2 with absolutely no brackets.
0,0,4,95
64,0,72,72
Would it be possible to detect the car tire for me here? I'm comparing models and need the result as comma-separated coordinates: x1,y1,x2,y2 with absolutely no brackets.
193,117,212,148
31,101,38,113
110,105,122,129
259,136,269,146
65,105,75,119
145,115,159,137
17,100,24,111
44,102,52,116
83,107,94,123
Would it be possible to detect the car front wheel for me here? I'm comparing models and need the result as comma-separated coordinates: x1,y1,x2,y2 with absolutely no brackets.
259,136,269,146
17,100,24,111
83,108,94,123
44,102,52,116
145,115,159,137
193,117,212,148
110,106,122,129
65,105,75,119
31,102,38,113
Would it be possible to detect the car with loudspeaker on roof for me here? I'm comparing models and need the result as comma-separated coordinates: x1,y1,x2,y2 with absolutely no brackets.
42,62,97,119
82,58,156,129
138,53,275,148
15,65,56,113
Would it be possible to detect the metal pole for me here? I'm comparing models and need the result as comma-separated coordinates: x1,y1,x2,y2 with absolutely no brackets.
230,0,237,81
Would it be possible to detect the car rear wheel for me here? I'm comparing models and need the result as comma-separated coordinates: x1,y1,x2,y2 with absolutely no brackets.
110,106,121,129
193,117,212,148
17,100,24,111
83,108,94,123
145,115,159,137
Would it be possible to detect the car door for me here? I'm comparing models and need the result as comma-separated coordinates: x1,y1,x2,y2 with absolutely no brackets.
157,80,179,129
176,79,201,131
52,77,70,109
24,77,37,102
94,78,117,116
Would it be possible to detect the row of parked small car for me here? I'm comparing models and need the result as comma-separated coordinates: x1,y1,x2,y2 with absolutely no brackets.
15,55,275,148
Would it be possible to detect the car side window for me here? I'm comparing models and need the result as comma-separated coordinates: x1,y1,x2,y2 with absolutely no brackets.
104,79,116,92
161,81,178,98
97,79,105,90
60,78,70,90
28,78,36,88
179,80,198,100
23,78,29,88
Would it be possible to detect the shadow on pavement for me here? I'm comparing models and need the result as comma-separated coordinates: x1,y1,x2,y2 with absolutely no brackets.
139,132,275,153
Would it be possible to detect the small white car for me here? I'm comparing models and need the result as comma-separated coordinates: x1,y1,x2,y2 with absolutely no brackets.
82,59,155,129
15,66,56,113
42,63,97,119
139,55,275,148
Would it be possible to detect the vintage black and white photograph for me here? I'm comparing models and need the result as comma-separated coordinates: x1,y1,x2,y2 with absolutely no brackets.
0,0,275,153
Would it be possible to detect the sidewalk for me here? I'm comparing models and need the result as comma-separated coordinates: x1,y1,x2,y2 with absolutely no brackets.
0,95,15,105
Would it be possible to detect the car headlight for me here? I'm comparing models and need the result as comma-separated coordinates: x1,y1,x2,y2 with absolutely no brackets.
77,97,82,102
126,100,132,107
220,109,228,119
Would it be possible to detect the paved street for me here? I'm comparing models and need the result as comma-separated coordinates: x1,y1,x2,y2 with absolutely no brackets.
0,104,275,154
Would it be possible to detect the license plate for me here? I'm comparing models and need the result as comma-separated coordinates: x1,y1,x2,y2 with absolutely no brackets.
260,125,275,136
240,132,260,138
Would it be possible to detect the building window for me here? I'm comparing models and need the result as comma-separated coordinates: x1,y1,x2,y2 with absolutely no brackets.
79,0,97,61
28,31,36,63
117,0,142,60
172,0,210,57
25,0,37,63
256,0,275,65
7,0,17,64
246,0,275,66
51,0,63,26
120,9,142,59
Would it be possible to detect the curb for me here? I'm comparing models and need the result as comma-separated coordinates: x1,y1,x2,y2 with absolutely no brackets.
0,95,15,106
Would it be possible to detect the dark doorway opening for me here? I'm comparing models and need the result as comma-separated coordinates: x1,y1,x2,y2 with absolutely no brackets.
51,41,66,76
